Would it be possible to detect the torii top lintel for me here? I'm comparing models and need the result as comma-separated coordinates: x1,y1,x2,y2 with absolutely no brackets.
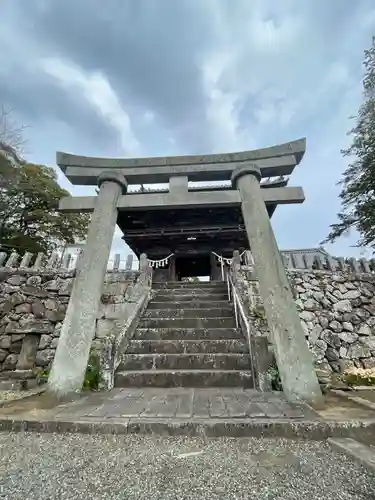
56,138,306,186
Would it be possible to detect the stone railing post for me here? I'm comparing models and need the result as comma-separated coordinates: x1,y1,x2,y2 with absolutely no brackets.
139,253,148,271
244,250,253,267
139,253,153,287
232,250,241,268
232,163,322,403
230,250,241,284
48,171,127,398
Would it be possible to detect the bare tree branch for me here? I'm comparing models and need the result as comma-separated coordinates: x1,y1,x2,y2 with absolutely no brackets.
0,104,28,156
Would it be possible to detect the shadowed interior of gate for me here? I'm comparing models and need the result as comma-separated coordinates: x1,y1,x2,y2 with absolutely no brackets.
175,254,211,280
117,206,251,260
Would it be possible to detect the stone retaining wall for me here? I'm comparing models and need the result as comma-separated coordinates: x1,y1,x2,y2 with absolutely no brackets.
0,268,138,373
289,271,375,374
1,262,374,380
237,267,375,376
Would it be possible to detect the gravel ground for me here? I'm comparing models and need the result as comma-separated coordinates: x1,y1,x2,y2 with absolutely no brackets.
0,433,374,500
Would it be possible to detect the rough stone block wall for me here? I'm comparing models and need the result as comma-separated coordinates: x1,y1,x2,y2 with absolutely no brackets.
0,269,138,373
240,269,375,374
289,271,375,374
0,270,73,372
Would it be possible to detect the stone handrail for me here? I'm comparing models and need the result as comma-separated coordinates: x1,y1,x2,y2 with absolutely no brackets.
100,260,153,390
0,250,139,273
226,267,256,383
281,252,374,274
227,257,272,391
242,250,375,274
1,249,374,275
0,250,175,273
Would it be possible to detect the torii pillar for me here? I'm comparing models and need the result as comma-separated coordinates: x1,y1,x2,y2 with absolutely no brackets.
48,171,127,398
232,164,322,403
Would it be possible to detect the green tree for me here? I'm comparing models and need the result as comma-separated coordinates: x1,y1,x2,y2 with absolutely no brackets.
0,146,89,254
323,37,375,250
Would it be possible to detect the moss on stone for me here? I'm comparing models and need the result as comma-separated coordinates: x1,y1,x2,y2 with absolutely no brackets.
82,349,101,391
340,373,375,386
36,348,102,391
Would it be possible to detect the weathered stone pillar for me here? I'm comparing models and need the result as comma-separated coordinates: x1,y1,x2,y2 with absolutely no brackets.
48,171,127,398
231,164,321,403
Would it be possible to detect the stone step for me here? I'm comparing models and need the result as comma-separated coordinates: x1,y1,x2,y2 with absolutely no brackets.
142,307,233,319
147,300,230,310
138,317,236,329
135,328,243,340
0,370,35,380
152,288,228,295
152,281,226,290
114,369,254,388
0,379,32,391
153,292,229,302
0,370,38,390
118,353,251,371
127,339,249,354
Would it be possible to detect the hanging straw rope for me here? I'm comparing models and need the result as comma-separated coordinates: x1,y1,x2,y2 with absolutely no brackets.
211,250,247,266
148,253,174,268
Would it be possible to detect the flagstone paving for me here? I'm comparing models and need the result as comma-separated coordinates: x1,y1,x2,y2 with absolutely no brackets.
3,388,316,421
2,388,375,441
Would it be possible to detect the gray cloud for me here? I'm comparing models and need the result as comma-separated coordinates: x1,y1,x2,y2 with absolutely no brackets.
0,73,119,151
1,0,375,257
8,0,218,152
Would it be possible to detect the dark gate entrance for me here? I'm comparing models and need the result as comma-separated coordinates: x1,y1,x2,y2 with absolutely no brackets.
175,254,211,280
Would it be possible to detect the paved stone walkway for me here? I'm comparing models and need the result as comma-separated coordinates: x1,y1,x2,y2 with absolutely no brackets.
1,433,375,499
4,388,375,439
51,388,315,421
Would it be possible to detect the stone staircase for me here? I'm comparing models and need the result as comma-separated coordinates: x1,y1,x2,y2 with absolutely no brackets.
114,281,254,388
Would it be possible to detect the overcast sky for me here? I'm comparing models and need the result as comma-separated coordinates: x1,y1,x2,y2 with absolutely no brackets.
1,0,375,259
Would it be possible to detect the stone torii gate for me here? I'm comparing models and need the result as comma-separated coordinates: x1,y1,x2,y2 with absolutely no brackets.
48,138,321,403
